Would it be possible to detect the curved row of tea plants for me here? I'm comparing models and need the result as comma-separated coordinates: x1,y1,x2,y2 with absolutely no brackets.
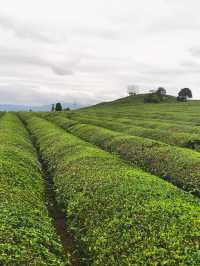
77,100,200,125
63,114,200,150
42,113,200,196
0,113,68,265
0,111,4,119
70,112,200,135
19,113,200,265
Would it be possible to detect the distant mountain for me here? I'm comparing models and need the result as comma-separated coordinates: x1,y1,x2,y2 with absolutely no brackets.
0,102,83,111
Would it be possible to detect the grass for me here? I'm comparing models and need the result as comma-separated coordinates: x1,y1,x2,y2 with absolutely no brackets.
0,113,69,265
19,113,200,265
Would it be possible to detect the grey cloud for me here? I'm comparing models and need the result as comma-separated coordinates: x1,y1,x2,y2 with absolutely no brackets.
73,26,119,40
0,82,100,106
145,17,200,35
189,47,200,57
1,0,200,103
0,13,119,45
0,13,53,43
180,60,200,73
140,64,192,77
51,66,73,75
0,47,74,76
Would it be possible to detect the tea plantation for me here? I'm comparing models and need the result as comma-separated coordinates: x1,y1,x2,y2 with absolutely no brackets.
1,95,200,265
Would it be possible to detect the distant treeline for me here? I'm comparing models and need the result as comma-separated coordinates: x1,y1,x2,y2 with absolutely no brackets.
143,87,192,103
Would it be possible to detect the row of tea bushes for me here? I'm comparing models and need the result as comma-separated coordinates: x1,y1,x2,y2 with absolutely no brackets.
64,114,200,151
20,113,200,265
75,104,200,125
0,113,68,265
71,112,200,135
42,113,200,196
0,111,5,119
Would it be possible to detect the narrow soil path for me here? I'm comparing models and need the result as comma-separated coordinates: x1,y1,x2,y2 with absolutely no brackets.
41,158,84,266
20,117,85,266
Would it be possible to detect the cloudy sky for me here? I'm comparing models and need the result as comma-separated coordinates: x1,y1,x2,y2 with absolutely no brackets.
0,0,200,106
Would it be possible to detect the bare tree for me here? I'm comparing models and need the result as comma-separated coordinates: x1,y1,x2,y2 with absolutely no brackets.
127,85,139,96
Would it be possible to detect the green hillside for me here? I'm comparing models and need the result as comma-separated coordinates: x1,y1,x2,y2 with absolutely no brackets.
93,93,177,107
72,94,200,125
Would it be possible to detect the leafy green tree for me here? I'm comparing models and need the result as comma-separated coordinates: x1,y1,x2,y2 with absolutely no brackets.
177,88,192,101
157,87,166,95
144,93,161,103
156,87,167,101
55,102,62,111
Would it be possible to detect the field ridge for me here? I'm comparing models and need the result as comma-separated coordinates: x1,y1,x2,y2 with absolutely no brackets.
19,115,84,266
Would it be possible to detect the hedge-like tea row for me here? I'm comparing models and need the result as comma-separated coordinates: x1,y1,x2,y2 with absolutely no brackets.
71,113,200,135
116,117,200,134
42,113,200,196
0,111,4,119
0,113,68,265
20,113,200,265
82,103,200,124
65,114,200,150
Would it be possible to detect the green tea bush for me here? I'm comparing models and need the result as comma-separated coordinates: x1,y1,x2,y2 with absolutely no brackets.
0,113,68,265
20,114,200,265
43,114,200,196
72,113,200,135
0,111,4,118
62,115,200,151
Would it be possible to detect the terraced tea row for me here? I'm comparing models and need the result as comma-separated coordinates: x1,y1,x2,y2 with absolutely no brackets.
0,111,4,119
41,113,200,196
70,113,200,135
19,113,200,265
0,113,69,265
64,114,200,150
79,99,200,125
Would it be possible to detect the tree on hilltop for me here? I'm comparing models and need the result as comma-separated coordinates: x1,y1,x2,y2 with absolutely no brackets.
156,87,166,96
156,87,167,101
127,85,139,96
177,88,192,101
55,102,62,111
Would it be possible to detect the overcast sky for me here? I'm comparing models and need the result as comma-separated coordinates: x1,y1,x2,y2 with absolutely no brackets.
0,0,200,105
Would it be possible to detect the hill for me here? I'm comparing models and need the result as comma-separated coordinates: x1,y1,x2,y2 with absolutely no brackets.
69,93,200,127
92,93,177,108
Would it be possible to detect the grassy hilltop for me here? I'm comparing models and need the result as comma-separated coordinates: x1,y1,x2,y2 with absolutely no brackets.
72,93,200,125
92,93,178,107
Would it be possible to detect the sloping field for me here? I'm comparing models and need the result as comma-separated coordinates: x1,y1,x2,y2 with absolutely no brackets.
40,113,200,196
19,113,200,265
2,95,200,265
74,95,200,126
59,114,200,150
